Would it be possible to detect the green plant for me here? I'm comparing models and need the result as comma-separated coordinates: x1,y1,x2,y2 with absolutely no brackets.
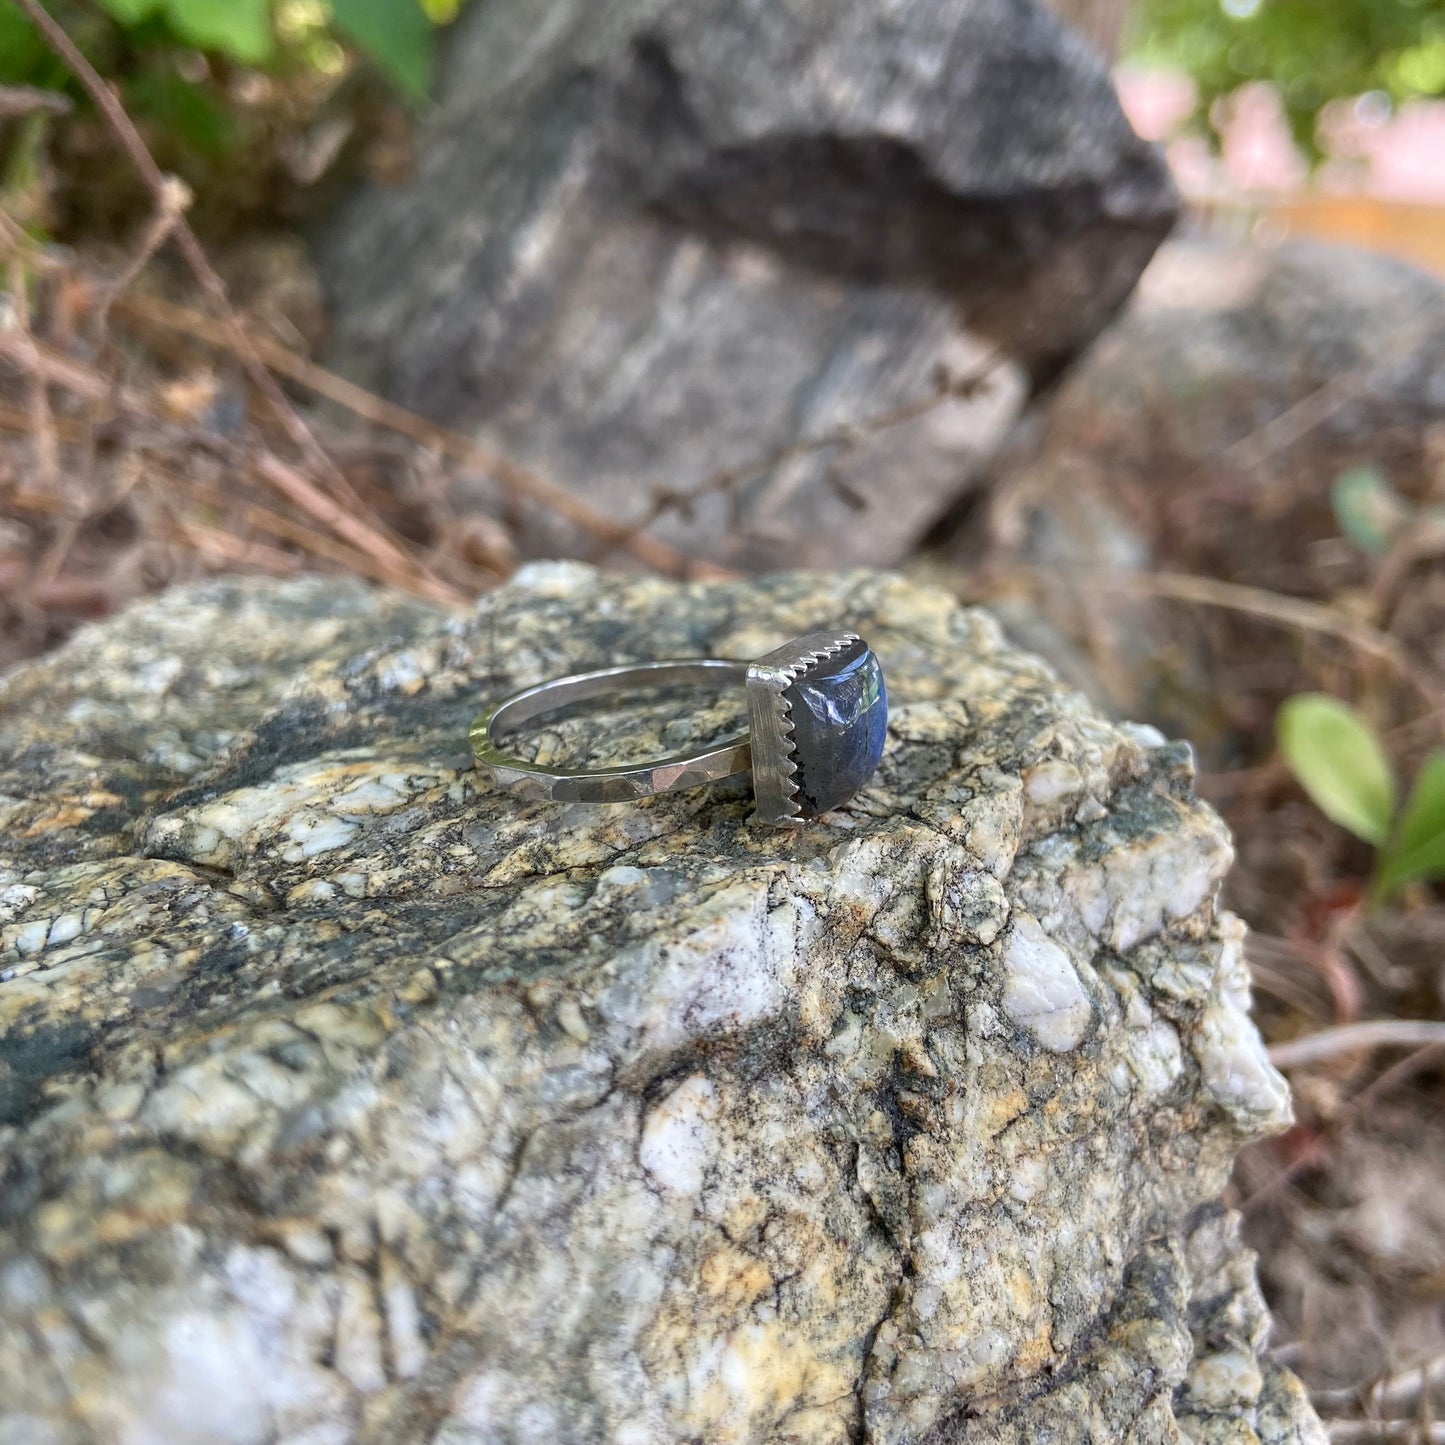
1127,0,1445,159
0,0,460,232
1,0,451,101
1278,693,1445,902
1331,463,1445,557
1331,465,1411,555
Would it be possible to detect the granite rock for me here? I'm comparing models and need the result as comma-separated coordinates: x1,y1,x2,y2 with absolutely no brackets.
316,0,1177,570
0,565,1320,1444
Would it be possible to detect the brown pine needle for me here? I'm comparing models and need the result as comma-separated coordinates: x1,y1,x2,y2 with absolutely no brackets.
997,563,1445,712
114,291,723,581
9,0,470,608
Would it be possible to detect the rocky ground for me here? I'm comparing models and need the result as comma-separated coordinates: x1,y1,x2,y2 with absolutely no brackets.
0,564,1323,1443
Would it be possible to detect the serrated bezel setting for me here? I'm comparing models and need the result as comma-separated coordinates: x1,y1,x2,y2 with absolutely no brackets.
745,630,887,826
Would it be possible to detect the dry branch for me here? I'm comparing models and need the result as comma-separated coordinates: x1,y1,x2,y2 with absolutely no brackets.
2,253,58,496
0,84,70,118
0,327,478,607
997,562,1445,715
11,0,332,480
113,291,722,580
8,0,477,608
1269,1019,1445,1070
1324,1424,1445,1443
253,452,462,608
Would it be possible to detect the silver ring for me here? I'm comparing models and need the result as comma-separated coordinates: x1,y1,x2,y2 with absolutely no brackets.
469,631,888,826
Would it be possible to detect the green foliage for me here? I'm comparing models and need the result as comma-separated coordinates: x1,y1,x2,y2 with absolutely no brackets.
1278,693,1445,903
124,65,234,158
0,2,62,89
1331,465,1410,555
1376,753,1445,898
1330,464,1445,569
1127,0,1445,158
141,0,273,66
330,0,434,100
1278,694,1397,847
0,0,449,165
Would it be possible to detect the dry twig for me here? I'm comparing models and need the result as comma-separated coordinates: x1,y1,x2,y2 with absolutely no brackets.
89,177,191,343
996,563,1445,714
8,0,474,607
1304,1321,1445,1436
0,84,70,118
1269,1020,1445,1071
2,250,59,495
1366,1354,1445,1416
253,452,459,606
12,0,329,479
0,216,473,605
113,291,722,579
1323,1424,1445,1443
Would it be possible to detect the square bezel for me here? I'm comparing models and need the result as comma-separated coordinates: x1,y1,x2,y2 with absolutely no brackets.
745,630,864,825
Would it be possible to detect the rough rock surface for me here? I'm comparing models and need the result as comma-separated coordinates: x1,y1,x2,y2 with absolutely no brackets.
317,0,1177,571
0,565,1320,1444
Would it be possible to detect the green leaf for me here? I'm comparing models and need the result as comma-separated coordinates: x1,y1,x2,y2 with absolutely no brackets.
0,2,50,87
1125,0,1445,170
163,0,272,64
1376,752,1445,901
94,0,165,25
329,0,434,100
125,68,234,157
1331,465,1410,556
1277,693,1397,847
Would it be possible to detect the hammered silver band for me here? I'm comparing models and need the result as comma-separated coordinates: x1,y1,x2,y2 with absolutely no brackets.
469,631,880,826
469,659,753,806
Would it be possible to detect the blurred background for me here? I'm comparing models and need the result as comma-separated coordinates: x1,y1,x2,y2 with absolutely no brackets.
2,0,1444,1436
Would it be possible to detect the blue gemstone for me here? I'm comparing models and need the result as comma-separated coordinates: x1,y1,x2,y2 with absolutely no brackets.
784,644,888,818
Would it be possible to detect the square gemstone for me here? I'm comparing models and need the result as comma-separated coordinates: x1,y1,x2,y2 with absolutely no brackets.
783,642,888,818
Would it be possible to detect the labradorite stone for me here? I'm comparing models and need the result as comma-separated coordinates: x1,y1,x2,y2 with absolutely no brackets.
784,643,888,818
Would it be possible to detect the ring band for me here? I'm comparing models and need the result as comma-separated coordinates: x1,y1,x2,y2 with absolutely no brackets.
469,631,888,826
470,659,753,805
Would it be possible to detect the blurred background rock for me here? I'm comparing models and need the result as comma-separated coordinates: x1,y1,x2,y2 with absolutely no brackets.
2,0,1445,1436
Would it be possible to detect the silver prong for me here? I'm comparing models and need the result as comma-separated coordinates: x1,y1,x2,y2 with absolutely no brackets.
745,631,861,826
746,662,800,825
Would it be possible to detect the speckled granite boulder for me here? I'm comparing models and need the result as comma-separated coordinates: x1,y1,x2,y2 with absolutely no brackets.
0,565,1321,1445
